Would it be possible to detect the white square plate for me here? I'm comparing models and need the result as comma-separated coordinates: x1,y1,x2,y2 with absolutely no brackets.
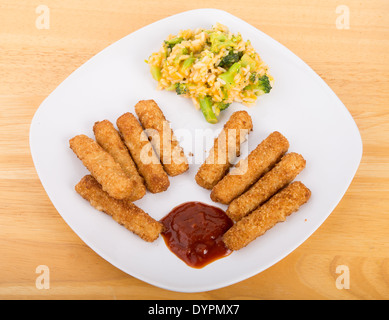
29,9,362,292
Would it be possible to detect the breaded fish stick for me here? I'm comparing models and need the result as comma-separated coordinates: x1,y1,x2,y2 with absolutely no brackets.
69,134,136,200
93,120,146,201
223,181,311,250
116,112,170,193
195,111,253,190
75,175,163,242
226,152,306,221
135,100,189,176
210,131,289,204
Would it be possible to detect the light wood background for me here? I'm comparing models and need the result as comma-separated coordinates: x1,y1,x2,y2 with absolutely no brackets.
1,0,388,300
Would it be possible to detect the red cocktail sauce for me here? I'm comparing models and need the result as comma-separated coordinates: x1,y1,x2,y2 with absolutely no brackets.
160,202,233,268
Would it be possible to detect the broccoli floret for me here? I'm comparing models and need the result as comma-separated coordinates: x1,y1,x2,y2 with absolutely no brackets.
209,32,237,53
218,62,241,88
181,55,196,71
218,51,243,69
150,65,161,81
164,37,184,50
256,75,272,93
240,53,257,71
199,95,218,123
249,72,257,83
217,102,231,111
244,74,272,94
175,83,188,95
173,47,189,65
212,101,231,117
197,96,230,123
209,32,226,52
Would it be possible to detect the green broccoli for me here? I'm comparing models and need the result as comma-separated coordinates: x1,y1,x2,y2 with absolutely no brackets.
175,83,188,95
240,53,257,71
150,65,161,81
249,72,257,83
209,32,237,53
213,101,231,115
164,37,184,50
244,74,272,94
218,62,241,89
217,102,231,111
218,51,243,69
172,47,189,65
181,55,196,71
199,95,218,124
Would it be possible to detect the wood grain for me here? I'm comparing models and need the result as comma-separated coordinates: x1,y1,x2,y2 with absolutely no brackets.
0,0,388,299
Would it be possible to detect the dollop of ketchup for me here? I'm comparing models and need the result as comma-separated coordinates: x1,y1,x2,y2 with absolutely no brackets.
160,202,233,268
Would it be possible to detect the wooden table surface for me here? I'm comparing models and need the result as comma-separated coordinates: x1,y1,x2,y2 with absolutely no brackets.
1,0,388,300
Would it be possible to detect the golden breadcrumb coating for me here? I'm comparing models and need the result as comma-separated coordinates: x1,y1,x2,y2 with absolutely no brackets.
195,111,253,190
135,100,189,176
93,120,146,201
210,131,289,204
69,134,136,200
75,175,163,242
116,112,170,193
227,152,306,221
223,181,311,250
